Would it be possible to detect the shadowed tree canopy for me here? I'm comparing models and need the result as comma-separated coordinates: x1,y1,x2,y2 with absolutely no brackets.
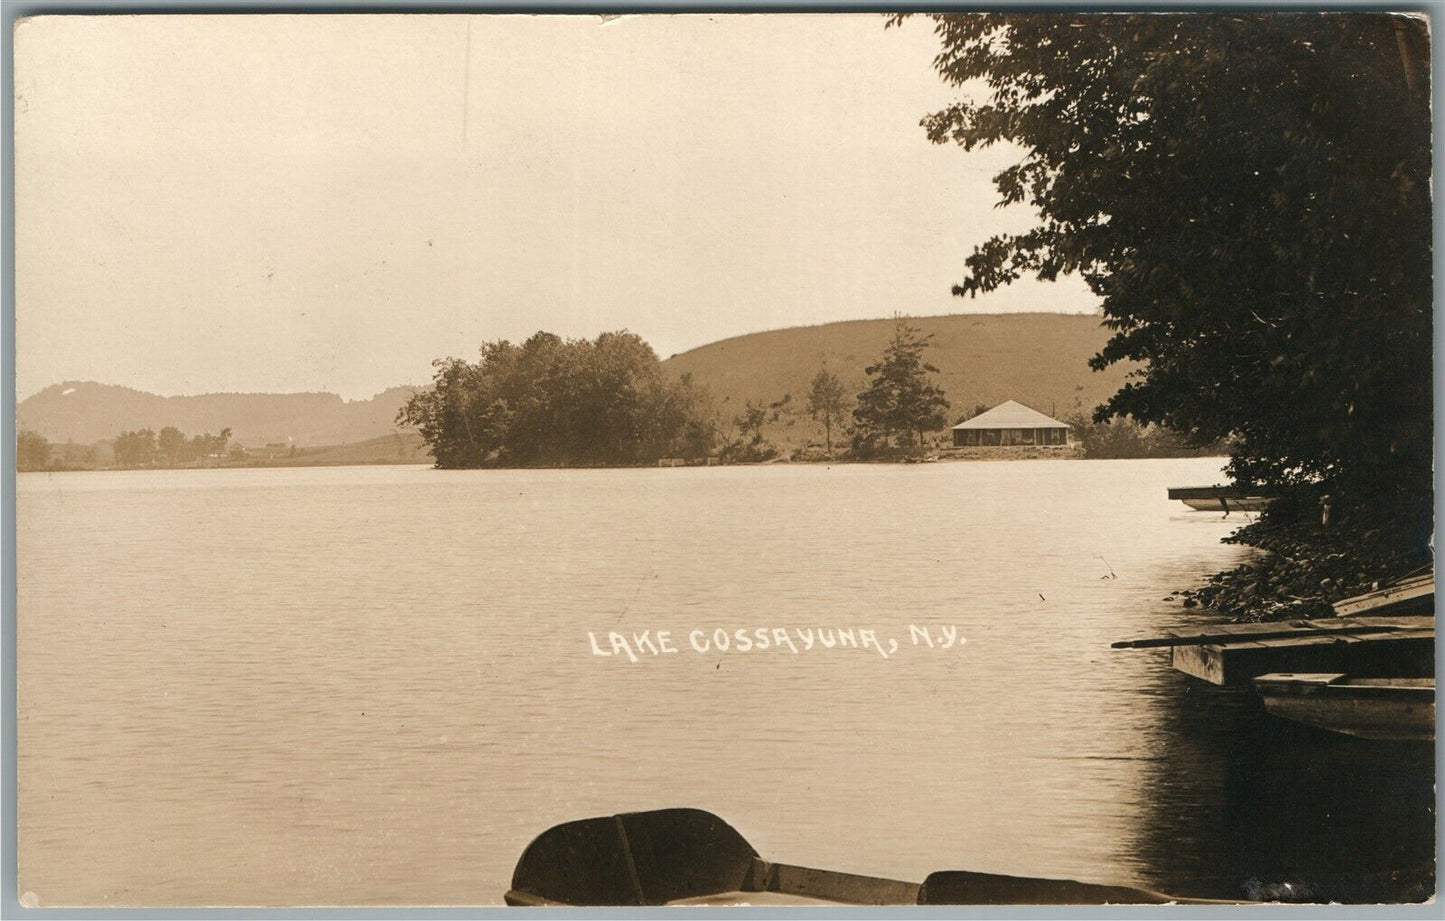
904,13,1431,529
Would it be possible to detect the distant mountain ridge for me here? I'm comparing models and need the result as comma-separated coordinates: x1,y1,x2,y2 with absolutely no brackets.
17,382,419,447
20,313,1132,451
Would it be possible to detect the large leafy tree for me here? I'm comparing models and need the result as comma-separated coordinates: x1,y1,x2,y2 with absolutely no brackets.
904,13,1431,540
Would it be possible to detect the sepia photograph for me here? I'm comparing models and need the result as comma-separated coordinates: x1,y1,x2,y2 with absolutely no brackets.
10,9,1437,909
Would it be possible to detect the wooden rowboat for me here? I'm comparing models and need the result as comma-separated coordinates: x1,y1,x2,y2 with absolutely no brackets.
1179,496,1272,512
1333,572,1434,618
1252,673,1435,741
504,808,1235,906
1168,485,1275,512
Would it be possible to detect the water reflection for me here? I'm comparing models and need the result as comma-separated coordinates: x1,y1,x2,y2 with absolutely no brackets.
1129,665,1435,903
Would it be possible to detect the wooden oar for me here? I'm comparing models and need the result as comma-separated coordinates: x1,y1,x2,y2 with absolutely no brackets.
1111,622,1425,649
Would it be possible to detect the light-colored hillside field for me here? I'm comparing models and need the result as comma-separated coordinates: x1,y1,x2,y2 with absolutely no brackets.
662,312,1132,452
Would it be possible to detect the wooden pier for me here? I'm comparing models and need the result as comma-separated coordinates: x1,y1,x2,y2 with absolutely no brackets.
1114,616,1434,687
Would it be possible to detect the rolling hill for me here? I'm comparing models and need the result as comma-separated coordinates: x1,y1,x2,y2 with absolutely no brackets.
661,312,1133,450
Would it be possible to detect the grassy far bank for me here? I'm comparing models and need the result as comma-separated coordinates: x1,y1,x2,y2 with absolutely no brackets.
18,438,1226,473
222,433,433,467
18,432,434,472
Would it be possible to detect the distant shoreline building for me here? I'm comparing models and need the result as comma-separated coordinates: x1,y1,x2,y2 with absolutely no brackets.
952,400,1071,447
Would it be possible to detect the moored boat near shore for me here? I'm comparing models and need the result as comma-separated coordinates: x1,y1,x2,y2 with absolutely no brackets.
1333,572,1435,617
1179,496,1273,512
1168,484,1276,512
1252,673,1435,741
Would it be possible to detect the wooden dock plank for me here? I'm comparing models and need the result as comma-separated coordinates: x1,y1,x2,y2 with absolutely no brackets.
1115,616,1433,650
1249,628,1433,649
1227,615,1433,634
1172,644,1224,685
1172,633,1434,687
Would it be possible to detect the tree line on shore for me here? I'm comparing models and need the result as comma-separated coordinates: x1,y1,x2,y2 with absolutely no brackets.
396,322,970,468
393,320,971,465
115,426,237,467
399,319,1209,469
18,426,243,471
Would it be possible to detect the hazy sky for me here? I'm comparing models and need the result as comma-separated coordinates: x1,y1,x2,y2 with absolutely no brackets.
15,14,1097,400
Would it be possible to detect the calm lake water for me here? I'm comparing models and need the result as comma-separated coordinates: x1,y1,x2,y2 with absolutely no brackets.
17,458,1434,905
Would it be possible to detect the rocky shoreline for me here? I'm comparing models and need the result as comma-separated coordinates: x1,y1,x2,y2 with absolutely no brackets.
1167,489,1432,623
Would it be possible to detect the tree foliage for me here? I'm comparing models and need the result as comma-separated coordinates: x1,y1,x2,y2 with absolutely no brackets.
1064,412,1222,460
115,426,232,467
719,400,779,463
17,430,51,471
806,368,849,457
201,428,232,459
852,319,950,454
158,426,187,465
906,13,1431,530
114,429,157,467
398,330,716,468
